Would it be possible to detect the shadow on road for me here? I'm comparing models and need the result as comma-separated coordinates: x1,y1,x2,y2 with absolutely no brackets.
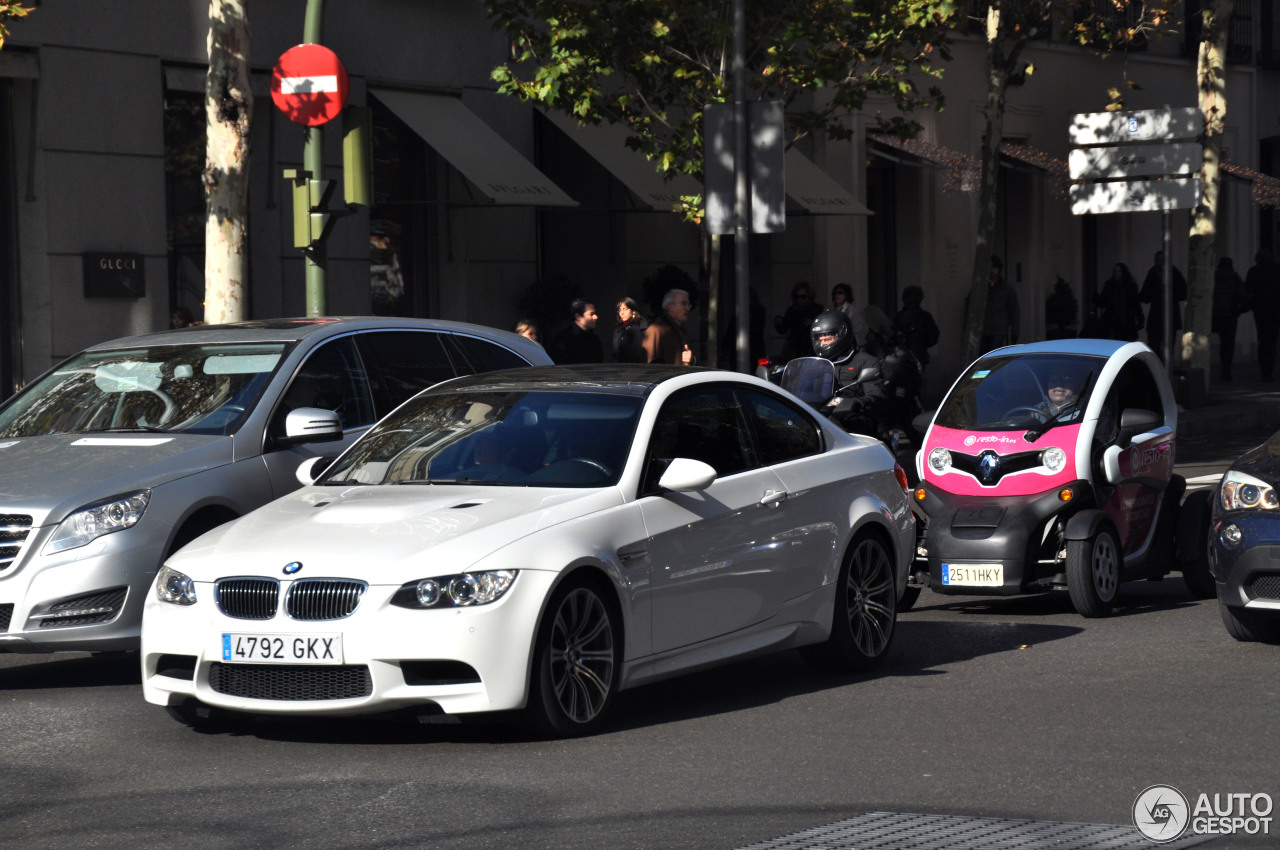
908,575,1200,620
0,651,140,690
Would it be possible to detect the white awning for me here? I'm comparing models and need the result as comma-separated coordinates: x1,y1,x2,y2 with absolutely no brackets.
784,148,873,216
370,87,577,207
542,111,700,210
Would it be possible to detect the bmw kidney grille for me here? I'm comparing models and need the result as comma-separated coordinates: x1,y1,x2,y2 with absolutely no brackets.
216,577,366,620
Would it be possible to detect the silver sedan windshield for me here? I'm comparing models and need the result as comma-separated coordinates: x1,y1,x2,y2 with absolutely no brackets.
0,343,288,437
323,390,643,488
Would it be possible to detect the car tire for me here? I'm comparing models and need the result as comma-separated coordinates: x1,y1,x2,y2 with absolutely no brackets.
898,584,922,613
1177,490,1215,599
802,532,897,672
1066,527,1119,618
522,577,619,738
1218,602,1280,643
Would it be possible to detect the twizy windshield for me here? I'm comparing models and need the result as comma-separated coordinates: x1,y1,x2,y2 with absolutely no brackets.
0,343,288,437
323,389,643,488
934,353,1107,432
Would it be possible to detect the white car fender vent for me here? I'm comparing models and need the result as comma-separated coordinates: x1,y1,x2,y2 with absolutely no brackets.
155,654,197,681
400,660,481,686
736,811,1211,850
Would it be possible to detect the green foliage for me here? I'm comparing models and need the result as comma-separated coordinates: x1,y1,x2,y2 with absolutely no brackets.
0,2,32,50
486,0,960,220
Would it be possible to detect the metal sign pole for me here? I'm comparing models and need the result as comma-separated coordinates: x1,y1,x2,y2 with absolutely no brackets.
1162,211,1173,382
732,0,749,373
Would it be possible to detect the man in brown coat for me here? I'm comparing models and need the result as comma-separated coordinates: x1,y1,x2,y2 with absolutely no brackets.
643,289,696,365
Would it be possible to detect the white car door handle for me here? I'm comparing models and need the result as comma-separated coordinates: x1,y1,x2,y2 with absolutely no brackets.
760,490,788,508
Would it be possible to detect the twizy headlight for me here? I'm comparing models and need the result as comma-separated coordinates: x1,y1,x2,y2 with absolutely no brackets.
155,566,197,606
45,490,151,554
1041,447,1067,473
392,570,518,609
1220,470,1280,512
928,448,953,474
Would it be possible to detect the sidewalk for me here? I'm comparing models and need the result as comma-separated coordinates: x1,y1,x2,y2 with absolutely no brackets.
1178,358,1280,439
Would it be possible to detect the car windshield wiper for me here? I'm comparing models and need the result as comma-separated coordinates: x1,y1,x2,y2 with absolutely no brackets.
83,426,172,434
1024,370,1095,443
395,477,510,486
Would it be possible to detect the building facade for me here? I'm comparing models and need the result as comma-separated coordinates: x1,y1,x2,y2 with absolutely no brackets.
0,1,1275,401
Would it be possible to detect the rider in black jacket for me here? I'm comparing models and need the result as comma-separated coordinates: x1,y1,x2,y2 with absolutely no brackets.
810,309,886,436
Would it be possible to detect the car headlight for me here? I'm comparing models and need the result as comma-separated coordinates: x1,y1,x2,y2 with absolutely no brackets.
391,570,518,609
44,490,151,554
1219,470,1280,512
928,447,952,474
1041,447,1066,473
155,566,197,605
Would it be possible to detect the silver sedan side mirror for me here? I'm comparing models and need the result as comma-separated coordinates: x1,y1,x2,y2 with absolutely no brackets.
282,407,342,446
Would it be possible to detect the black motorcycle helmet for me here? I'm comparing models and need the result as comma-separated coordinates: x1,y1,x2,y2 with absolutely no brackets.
810,309,856,360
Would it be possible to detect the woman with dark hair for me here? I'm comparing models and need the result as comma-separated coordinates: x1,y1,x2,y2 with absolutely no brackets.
612,296,649,363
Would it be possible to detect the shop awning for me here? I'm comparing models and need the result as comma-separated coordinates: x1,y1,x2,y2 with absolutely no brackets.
370,87,577,207
542,111,700,210
784,148,873,215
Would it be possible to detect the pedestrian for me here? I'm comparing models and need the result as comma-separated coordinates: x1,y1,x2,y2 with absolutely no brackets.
1095,262,1143,342
970,255,1018,351
643,289,696,366
1213,257,1248,381
514,319,539,342
612,296,649,363
548,298,603,365
1139,250,1187,364
1247,249,1280,380
773,281,823,360
893,285,940,370
171,306,201,328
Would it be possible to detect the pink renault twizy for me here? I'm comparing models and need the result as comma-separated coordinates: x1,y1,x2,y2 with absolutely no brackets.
907,339,1211,617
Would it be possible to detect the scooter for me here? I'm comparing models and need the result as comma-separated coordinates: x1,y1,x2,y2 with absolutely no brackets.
775,356,899,453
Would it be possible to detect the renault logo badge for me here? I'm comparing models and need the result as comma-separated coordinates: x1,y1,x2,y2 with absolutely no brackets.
979,451,999,484
283,562,303,575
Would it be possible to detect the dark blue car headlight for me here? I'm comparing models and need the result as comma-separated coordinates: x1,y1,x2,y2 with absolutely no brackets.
1219,470,1279,512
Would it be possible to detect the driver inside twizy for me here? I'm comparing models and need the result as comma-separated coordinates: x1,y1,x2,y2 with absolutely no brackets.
1034,371,1083,421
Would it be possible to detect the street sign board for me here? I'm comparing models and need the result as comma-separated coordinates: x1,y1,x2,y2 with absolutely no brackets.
1068,142,1202,180
1068,107,1200,146
1069,177,1200,215
271,44,349,127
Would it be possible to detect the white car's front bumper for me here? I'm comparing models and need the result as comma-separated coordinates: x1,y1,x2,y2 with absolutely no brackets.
141,570,558,717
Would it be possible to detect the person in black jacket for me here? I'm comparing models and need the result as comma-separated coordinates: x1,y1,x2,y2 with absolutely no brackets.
549,298,603,365
612,297,649,363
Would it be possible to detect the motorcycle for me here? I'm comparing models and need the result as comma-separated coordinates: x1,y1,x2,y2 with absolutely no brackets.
771,356,901,454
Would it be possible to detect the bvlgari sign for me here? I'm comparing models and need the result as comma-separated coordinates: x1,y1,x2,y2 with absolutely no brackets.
83,253,145,298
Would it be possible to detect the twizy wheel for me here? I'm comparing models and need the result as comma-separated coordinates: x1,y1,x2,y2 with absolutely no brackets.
1066,527,1120,617
803,532,897,671
523,577,619,738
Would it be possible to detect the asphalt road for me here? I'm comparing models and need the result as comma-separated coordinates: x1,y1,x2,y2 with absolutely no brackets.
2,425,1277,850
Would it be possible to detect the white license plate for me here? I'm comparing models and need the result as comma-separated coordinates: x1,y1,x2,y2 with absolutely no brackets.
941,563,1003,587
220,633,343,664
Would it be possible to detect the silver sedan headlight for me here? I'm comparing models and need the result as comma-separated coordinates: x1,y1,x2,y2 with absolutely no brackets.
391,570,518,609
44,490,151,554
1219,470,1280,512
155,566,197,605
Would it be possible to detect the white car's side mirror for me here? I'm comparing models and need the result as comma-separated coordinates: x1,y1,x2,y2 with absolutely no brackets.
296,456,333,486
658,457,717,492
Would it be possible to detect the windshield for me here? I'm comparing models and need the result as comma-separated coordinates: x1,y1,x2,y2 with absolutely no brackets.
934,353,1106,432
0,343,289,437
323,389,643,488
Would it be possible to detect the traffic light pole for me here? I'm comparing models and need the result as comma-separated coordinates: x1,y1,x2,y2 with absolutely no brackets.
303,0,326,316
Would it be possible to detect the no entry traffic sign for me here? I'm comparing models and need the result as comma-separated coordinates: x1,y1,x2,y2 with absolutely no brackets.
271,43,349,126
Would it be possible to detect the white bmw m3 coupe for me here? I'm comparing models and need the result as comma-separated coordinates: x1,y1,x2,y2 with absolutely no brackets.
142,364,914,737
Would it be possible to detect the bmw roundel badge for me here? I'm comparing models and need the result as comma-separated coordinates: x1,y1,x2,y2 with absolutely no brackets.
283,562,303,575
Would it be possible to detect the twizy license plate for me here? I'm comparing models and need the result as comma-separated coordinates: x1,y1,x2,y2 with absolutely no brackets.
941,563,1003,587
221,633,343,664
